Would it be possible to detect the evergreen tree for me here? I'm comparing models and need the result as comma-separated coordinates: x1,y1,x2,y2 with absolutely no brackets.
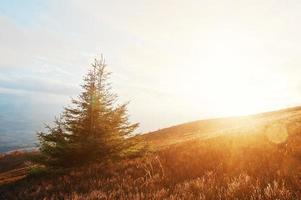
37,56,139,167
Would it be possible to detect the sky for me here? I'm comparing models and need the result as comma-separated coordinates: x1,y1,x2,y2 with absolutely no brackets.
1,0,301,142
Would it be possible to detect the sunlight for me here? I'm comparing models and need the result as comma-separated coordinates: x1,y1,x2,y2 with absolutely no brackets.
265,123,288,143
3,1,301,199
172,30,290,117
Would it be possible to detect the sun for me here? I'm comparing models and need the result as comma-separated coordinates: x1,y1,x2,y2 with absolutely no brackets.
163,29,293,119
171,37,276,117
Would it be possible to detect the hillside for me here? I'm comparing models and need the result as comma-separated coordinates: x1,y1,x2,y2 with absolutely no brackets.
143,106,301,147
1,106,301,199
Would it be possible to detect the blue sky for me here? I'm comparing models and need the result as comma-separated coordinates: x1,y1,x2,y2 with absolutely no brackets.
0,0,47,24
1,0,301,148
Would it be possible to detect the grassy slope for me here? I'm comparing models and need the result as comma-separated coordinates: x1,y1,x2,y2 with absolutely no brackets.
144,106,301,147
0,152,33,186
1,106,301,199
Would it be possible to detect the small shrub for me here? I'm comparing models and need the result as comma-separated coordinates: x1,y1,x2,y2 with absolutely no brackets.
28,166,48,177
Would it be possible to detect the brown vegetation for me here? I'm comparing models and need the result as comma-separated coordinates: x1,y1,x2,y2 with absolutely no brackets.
1,117,301,199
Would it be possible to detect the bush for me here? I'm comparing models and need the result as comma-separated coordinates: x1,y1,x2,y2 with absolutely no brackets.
28,166,48,177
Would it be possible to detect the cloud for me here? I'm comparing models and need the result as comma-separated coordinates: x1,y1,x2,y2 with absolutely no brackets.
0,73,78,96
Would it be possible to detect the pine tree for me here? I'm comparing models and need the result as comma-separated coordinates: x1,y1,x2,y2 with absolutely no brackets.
37,56,139,167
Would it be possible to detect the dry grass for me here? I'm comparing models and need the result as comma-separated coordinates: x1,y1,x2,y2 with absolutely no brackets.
1,127,301,200
1,107,301,199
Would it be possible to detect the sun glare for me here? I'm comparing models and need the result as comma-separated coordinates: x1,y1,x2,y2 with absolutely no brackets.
171,30,288,118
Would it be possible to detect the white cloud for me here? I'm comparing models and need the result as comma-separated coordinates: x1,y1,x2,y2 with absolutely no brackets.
1,0,301,133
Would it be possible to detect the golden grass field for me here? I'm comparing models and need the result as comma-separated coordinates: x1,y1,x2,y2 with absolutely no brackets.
1,107,301,199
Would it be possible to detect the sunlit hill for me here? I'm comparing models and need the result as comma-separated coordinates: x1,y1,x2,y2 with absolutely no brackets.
1,105,301,199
